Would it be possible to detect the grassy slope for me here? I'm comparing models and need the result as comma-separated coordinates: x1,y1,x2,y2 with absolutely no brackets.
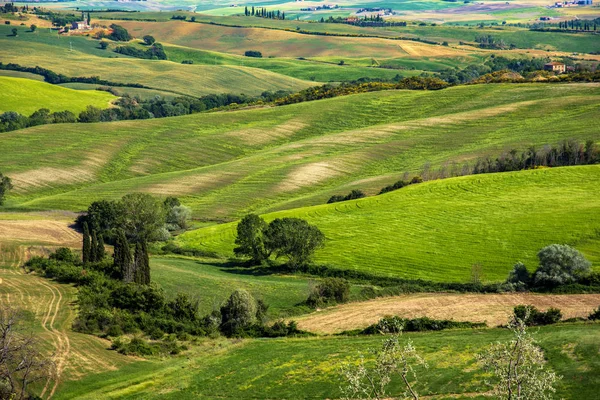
0,76,116,115
151,257,311,317
53,323,600,399
0,25,312,97
177,166,600,282
1,83,599,219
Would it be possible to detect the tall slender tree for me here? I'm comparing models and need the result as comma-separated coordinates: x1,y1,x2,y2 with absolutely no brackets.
113,231,132,282
133,242,150,285
90,230,98,263
96,234,105,261
82,222,91,263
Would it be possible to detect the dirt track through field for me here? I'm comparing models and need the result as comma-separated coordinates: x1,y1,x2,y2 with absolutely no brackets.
295,292,600,334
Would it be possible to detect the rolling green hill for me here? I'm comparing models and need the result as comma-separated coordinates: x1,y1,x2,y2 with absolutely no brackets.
0,76,116,115
177,165,600,282
1,83,599,221
0,25,313,97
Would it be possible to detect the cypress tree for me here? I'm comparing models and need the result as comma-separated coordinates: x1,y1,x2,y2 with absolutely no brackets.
87,12,91,25
141,241,150,284
114,231,132,281
82,222,91,263
251,6,254,16
90,230,98,263
96,234,105,261
245,6,248,16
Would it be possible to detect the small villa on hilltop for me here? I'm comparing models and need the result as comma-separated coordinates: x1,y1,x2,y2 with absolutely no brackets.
544,62,566,73
71,21,91,30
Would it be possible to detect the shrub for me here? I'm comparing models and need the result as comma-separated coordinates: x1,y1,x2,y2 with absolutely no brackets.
513,305,562,326
327,189,365,204
244,50,262,58
588,306,600,321
506,262,531,286
220,289,257,336
533,244,591,287
49,247,76,263
307,278,350,307
354,316,486,335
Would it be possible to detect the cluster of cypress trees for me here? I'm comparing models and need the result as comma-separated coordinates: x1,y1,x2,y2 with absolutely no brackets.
244,6,285,20
82,222,105,264
82,222,150,285
112,231,150,285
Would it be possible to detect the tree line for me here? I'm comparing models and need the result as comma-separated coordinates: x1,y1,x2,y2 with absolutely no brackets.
244,6,286,20
0,89,291,132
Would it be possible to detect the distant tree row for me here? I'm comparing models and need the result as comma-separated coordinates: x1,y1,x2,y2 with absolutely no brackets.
327,190,365,204
114,42,167,60
244,6,286,20
275,77,448,106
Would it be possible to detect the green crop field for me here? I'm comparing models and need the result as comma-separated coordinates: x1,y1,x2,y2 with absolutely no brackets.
0,76,116,115
0,25,312,97
1,83,598,219
52,323,600,399
177,165,600,282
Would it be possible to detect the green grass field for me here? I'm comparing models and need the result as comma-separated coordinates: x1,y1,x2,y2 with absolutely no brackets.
151,256,312,317
52,323,600,399
177,165,600,282
1,83,598,221
0,76,116,115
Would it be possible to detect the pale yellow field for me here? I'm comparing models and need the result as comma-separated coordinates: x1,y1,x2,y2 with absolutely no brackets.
295,292,600,334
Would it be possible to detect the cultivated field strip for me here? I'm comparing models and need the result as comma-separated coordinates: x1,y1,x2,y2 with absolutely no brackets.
0,245,129,399
295,292,600,334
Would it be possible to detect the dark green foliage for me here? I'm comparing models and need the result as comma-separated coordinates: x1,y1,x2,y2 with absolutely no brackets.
11,28,17,36
113,231,132,281
264,218,325,268
234,214,269,263
379,176,424,195
107,24,131,41
307,278,350,307
115,43,167,60
506,262,531,287
90,230,98,263
49,247,76,263
0,172,13,205
244,50,263,58
82,222,91,264
533,244,592,288
513,305,563,326
276,77,448,106
588,306,600,321
96,234,105,261
133,241,150,285
327,190,365,204
349,316,486,335
78,106,102,123
142,35,155,45
99,41,108,50
29,24,36,32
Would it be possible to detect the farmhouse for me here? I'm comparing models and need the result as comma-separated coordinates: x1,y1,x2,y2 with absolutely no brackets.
544,62,566,73
71,21,91,30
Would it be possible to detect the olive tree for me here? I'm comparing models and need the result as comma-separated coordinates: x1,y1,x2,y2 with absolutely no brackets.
220,289,257,336
533,244,591,287
476,315,559,400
